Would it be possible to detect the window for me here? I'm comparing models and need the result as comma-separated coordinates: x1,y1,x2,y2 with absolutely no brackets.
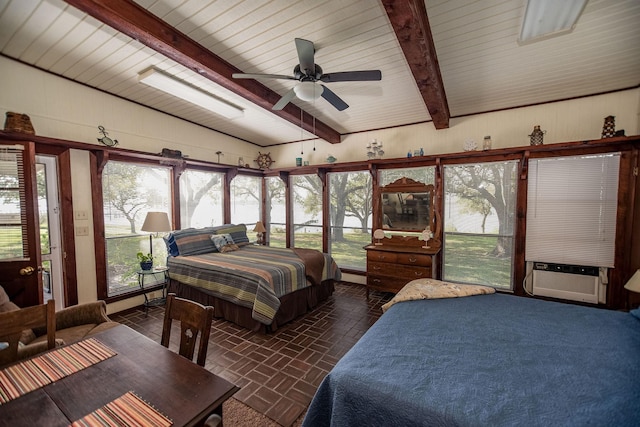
103,161,171,297
292,174,322,250
328,171,372,270
0,146,26,259
443,160,518,290
265,176,286,247
526,153,620,267
230,175,261,229
179,169,223,228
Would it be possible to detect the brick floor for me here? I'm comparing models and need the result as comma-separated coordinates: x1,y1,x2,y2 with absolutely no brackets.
110,282,392,427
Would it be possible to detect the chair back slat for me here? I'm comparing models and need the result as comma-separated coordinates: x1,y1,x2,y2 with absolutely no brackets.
161,294,213,367
0,300,56,367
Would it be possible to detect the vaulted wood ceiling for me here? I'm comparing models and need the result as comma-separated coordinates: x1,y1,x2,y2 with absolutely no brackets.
1,0,638,147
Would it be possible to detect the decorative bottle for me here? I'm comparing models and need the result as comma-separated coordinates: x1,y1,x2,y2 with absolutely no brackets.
483,136,492,151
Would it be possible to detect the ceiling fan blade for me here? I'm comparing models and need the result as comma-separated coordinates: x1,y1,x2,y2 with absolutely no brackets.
295,38,315,76
272,88,297,110
320,85,348,111
232,73,296,80
320,70,382,83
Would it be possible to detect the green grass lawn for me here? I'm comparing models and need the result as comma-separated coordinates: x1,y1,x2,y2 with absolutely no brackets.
5,224,513,292
443,234,513,289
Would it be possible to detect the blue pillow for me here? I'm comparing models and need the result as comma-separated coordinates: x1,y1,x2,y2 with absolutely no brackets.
163,234,179,257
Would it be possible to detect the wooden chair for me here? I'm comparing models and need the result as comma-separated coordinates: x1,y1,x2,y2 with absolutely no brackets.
161,293,214,367
0,299,56,367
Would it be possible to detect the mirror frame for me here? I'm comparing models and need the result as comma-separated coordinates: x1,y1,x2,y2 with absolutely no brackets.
373,177,441,247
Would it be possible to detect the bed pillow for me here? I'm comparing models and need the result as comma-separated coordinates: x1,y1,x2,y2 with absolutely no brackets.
163,234,179,257
171,227,218,256
213,224,250,246
211,233,238,252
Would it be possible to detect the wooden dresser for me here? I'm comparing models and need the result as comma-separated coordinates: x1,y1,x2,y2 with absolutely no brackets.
365,237,439,298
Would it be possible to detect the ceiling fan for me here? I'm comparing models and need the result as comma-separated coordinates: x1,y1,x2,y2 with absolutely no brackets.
232,38,382,111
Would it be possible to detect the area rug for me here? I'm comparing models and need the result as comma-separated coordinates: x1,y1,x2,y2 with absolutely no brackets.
223,397,305,427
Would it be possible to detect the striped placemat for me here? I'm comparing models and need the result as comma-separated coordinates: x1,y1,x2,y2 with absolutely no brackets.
71,391,173,427
0,338,116,404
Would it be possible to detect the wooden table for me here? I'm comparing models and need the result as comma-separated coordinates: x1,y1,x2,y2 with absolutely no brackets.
0,324,239,427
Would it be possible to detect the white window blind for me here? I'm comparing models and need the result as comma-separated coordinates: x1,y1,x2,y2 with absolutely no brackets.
525,153,620,267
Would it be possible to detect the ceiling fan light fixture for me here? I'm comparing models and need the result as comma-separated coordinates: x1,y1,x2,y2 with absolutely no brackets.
294,81,322,102
139,68,244,119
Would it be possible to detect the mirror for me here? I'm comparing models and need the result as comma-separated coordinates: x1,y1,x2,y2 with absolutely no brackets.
377,177,435,232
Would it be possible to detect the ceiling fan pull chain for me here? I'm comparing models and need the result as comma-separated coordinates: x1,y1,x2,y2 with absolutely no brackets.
313,101,316,151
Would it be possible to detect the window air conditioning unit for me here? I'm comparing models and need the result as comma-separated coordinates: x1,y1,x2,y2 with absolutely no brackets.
532,262,602,304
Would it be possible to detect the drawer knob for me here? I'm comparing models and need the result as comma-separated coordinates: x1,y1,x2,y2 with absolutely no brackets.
372,278,382,283
414,271,424,277
408,257,417,263
373,266,381,271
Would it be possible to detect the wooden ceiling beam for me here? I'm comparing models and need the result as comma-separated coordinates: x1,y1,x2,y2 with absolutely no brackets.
64,0,341,144
382,0,450,129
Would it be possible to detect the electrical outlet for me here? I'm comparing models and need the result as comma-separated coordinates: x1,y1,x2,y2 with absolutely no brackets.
74,210,88,220
75,226,89,236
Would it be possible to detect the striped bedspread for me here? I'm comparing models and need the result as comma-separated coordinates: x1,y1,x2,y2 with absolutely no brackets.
167,245,341,325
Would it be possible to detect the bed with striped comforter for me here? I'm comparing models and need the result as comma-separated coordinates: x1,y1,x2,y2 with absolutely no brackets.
167,245,341,325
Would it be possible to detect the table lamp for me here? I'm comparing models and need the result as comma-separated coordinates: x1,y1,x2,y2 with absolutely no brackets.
141,211,172,258
624,270,640,308
253,221,266,245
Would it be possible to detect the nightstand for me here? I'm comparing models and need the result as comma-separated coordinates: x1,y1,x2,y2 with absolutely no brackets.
137,267,168,316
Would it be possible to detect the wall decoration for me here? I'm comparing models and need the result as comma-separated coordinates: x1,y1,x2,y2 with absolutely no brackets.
463,140,477,151
601,116,615,138
529,125,545,145
4,112,35,134
366,139,384,159
97,125,118,147
255,152,274,169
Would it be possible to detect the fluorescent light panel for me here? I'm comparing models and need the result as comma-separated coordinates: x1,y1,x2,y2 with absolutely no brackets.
519,0,588,44
138,68,243,119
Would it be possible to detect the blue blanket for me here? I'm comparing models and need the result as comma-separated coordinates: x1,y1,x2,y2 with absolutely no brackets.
303,294,640,426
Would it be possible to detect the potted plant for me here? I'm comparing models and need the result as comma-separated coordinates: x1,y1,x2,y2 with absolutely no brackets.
137,252,153,271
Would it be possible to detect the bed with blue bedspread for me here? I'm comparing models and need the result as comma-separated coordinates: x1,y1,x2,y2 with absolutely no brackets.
303,291,640,426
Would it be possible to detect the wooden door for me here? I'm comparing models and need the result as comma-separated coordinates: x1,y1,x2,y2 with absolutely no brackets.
0,141,42,307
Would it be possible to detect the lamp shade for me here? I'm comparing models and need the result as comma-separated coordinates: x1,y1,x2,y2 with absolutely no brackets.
141,212,172,233
253,221,266,233
624,270,640,294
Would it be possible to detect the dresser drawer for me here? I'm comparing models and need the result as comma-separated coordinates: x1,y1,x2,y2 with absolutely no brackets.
397,253,432,267
367,262,431,281
366,251,398,263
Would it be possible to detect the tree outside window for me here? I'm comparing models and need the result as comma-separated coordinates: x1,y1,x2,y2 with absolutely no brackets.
103,161,171,296
443,161,518,289
179,169,223,228
328,171,372,270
